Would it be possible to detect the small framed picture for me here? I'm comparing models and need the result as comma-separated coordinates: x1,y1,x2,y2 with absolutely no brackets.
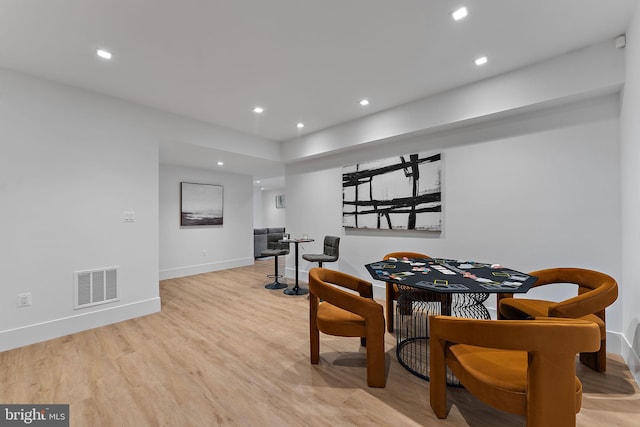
275,194,285,209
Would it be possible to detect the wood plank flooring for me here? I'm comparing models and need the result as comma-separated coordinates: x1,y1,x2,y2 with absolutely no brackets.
1,259,639,426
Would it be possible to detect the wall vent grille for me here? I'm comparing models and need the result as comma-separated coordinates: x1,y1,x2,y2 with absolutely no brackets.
74,266,119,309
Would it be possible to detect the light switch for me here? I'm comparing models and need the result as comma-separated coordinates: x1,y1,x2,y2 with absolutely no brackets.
123,211,136,223
17,292,32,307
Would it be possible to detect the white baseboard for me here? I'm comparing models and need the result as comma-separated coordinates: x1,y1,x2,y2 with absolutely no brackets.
372,283,386,300
284,266,308,285
609,330,640,384
159,257,254,280
0,297,161,353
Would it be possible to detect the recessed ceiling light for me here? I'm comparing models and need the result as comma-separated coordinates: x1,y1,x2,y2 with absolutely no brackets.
253,106,264,114
452,7,468,21
96,49,112,60
475,56,488,66
360,99,370,106
260,187,264,190
297,122,304,129
256,180,261,184
217,161,224,166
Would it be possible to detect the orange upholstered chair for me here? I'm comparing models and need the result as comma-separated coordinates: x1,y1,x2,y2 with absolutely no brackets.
308,268,386,387
382,252,431,332
429,316,600,427
497,268,618,372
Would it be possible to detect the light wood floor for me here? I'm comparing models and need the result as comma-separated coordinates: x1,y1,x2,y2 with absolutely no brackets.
1,259,638,426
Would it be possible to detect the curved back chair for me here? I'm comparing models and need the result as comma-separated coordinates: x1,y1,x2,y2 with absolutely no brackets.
302,236,340,268
382,252,431,332
497,267,618,372
308,268,386,387
260,230,290,289
429,316,600,427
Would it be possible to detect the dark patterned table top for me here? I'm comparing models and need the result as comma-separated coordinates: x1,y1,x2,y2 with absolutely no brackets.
365,257,537,294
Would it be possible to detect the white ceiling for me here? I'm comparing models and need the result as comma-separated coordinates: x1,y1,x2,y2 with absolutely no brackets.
1,0,637,185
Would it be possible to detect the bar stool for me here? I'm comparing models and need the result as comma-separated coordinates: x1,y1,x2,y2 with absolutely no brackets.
261,232,290,290
302,236,340,267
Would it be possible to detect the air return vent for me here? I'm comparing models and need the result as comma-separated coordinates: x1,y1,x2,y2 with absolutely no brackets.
74,267,119,309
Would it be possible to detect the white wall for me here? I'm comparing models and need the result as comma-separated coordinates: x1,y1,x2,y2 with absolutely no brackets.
253,187,286,230
253,186,264,228
260,189,286,228
621,2,640,379
159,165,254,279
0,66,276,351
0,68,160,351
285,97,621,311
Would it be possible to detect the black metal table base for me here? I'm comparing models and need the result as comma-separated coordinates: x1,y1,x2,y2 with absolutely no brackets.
265,280,288,290
396,286,490,385
283,286,309,296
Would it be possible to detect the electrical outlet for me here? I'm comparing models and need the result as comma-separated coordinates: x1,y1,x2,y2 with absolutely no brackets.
17,292,32,308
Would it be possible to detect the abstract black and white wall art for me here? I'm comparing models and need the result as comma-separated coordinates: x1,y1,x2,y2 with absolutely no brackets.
180,182,223,226
342,153,441,231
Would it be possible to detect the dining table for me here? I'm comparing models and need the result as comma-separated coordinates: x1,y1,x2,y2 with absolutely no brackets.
365,256,537,383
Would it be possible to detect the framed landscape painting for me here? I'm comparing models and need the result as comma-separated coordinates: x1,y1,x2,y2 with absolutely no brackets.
180,182,223,226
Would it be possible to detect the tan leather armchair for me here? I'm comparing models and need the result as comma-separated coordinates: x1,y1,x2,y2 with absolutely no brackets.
497,267,618,372
382,252,431,332
308,268,386,387
429,316,600,427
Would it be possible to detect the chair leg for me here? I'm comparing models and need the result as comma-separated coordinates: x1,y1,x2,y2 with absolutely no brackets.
429,334,448,419
580,338,607,372
310,294,320,364
386,283,394,333
527,354,578,427
365,330,386,387
265,256,287,290
581,310,607,372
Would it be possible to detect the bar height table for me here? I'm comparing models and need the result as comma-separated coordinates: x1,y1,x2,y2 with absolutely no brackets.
282,238,314,296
